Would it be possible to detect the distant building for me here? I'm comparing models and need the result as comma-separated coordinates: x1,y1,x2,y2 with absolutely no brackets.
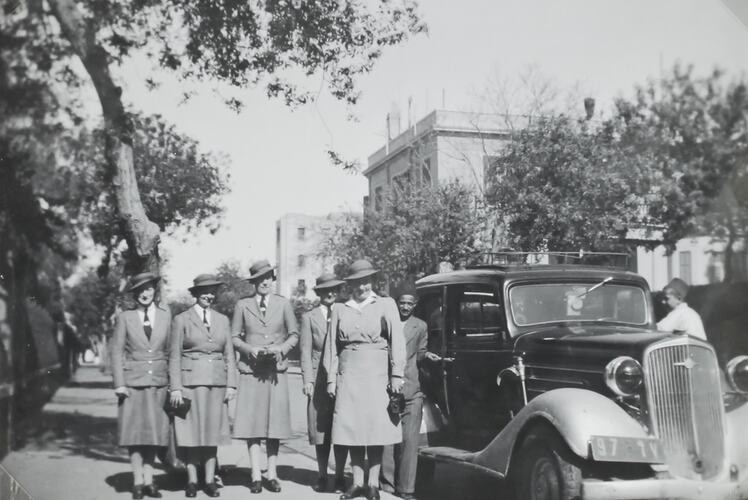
275,213,358,298
363,109,516,210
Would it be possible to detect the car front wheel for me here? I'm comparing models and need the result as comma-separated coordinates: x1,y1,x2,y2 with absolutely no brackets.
512,425,582,500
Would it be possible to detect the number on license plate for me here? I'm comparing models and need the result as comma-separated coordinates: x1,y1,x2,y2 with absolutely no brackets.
589,436,665,463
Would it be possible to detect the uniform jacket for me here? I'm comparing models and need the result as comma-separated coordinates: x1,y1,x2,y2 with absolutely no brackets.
231,294,299,374
324,294,406,385
169,307,238,390
112,304,171,388
402,315,428,400
300,304,339,386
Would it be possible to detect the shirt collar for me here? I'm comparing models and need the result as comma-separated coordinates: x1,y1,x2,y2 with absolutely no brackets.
345,292,377,310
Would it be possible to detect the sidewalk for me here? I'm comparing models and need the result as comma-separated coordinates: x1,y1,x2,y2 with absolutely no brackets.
0,366,362,500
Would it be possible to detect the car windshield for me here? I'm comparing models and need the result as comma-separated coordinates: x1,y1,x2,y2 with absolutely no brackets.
509,282,648,327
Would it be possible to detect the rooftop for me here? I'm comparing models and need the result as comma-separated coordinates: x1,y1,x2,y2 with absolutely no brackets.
365,110,526,176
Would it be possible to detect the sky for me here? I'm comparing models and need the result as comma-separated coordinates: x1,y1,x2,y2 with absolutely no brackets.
116,0,748,298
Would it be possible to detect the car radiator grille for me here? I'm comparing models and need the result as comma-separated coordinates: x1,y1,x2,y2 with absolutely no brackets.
644,341,724,479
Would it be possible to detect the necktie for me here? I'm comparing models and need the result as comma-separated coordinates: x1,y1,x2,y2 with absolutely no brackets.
203,308,210,331
143,308,152,341
260,295,267,316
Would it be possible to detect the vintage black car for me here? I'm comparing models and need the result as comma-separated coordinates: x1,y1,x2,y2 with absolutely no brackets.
414,263,748,500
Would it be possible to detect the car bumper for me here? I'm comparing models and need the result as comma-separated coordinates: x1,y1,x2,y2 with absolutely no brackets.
583,477,748,500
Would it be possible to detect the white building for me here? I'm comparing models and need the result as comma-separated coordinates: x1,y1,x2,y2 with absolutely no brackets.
275,213,357,298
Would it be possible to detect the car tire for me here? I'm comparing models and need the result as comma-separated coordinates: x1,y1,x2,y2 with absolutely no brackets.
512,425,582,500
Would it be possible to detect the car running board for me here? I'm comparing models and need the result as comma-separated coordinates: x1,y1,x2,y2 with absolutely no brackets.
419,446,505,479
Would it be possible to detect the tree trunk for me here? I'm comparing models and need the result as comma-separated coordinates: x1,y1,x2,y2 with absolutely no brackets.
48,0,161,275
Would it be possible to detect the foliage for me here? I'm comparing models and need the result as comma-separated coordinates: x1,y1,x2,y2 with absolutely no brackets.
320,180,486,288
611,65,748,280
63,270,121,340
78,113,231,273
212,259,255,317
485,114,646,254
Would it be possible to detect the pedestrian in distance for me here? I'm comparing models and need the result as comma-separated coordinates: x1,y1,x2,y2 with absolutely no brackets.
112,272,172,500
380,285,433,500
168,274,237,498
324,259,406,500
231,260,299,494
300,272,349,493
656,277,707,341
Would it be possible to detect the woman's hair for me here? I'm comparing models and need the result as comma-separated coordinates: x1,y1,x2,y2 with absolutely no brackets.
130,283,158,300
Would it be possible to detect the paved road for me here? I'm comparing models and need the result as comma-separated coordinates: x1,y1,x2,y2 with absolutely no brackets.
1,366,509,500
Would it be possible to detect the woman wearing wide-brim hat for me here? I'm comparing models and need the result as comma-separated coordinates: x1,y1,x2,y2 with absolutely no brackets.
169,274,237,498
112,272,172,500
300,273,349,493
231,260,299,494
323,260,406,500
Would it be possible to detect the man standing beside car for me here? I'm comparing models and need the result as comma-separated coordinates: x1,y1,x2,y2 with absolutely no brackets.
656,278,707,341
380,285,432,500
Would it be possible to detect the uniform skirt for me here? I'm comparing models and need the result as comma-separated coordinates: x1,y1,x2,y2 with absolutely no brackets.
232,371,292,439
174,386,231,447
118,386,170,447
332,347,401,446
307,368,334,445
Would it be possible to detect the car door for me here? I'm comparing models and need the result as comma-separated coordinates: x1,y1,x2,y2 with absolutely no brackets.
443,281,515,450
413,286,450,425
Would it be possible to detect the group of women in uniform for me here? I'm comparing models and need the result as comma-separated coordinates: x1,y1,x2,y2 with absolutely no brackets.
112,259,405,500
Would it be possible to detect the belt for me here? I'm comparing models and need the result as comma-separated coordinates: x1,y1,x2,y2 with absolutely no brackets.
340,342,387,352
181,352,224,360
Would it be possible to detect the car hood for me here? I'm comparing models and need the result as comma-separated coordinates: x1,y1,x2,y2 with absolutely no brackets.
513,324,673,364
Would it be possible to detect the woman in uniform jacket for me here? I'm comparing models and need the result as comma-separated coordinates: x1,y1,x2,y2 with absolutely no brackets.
231,260,299,494
169,274,237,498
300,273,348,493
112,272,172,500
324,260,406,500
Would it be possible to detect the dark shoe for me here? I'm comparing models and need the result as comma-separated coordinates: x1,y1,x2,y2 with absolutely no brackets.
366,485,381,500
185,483,197,498
132,485,145,500
265,478,282,493
144,484,162,498
249,480,262,494
340,485,365,499
333,476,347,493
398,493,417,500
313,475,328,492
204,482,220,497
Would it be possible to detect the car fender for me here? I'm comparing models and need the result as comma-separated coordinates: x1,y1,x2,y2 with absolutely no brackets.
471,387,650,477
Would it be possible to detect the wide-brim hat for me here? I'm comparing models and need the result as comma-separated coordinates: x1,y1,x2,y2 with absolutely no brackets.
188,274,224,293
126,272,161,292
344,259,378,281
313,273,345,291
247,259,276,281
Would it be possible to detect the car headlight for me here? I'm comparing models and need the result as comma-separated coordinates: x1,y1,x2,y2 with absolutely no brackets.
605,356,643,397
726,355,748,394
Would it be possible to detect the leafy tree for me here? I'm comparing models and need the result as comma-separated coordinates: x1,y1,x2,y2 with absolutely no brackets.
320,180,486,289
485,114,646,255
611,65,748,281
9,0,425,275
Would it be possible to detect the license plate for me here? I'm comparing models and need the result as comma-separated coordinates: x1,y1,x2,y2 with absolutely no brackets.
589,435,665,463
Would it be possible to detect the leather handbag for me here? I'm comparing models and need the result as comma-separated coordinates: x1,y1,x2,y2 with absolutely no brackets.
387,386,406,420
164,397,191,419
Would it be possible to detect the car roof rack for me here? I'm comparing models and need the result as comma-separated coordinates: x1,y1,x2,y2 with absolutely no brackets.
468,251,631,269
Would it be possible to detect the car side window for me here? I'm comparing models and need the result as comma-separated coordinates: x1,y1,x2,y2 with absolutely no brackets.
451,284,504,337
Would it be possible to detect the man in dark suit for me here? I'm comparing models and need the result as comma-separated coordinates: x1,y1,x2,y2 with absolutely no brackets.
380,286,428,500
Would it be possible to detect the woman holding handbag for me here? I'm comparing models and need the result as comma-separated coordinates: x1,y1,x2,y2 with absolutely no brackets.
169,274,237,498
324,260,406,500
112,272,172,500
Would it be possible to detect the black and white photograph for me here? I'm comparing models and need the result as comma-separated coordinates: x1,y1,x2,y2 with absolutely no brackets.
2,0,748,499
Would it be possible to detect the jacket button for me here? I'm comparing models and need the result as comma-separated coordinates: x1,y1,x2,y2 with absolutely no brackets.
208,338,213,342
147,370,152,374
148,361,152,364
208,359,212,363
148,349,152,353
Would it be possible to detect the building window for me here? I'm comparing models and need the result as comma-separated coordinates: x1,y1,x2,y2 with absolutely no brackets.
297,254,306,269
393,171,412,193
374,186,384,212
421,158,432,186
678,251,692,284
297,227,306,240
